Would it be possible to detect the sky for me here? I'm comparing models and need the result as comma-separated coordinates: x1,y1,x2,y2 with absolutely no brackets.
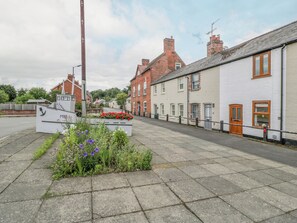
0,0,296,92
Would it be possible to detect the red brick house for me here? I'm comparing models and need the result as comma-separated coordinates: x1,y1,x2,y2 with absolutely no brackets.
130,37,185,116
52,74,92,104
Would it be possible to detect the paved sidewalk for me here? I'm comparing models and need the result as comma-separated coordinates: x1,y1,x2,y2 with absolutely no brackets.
1,121,297,222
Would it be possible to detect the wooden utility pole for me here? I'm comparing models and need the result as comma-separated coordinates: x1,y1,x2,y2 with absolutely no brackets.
80,0,87,116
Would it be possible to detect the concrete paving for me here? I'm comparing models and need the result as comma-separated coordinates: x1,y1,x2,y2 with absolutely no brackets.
1,120,297,222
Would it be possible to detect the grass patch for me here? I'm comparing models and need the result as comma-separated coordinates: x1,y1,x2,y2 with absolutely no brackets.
52,121,152,179
33,132,60,160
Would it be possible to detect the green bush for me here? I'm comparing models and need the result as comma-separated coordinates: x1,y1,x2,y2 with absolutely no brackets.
52,123,152,179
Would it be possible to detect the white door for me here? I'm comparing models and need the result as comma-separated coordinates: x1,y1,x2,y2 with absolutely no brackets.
204,104,212,130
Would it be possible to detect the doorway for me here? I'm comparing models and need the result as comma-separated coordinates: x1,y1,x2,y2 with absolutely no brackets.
229,104,243,135
204,104,212,130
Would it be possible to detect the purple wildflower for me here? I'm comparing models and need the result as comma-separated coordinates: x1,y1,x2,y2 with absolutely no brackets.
87,139,95,144
94,147,99,153
85,130,89,134
79,144,84,149
91,151,95,156
83,152,88,157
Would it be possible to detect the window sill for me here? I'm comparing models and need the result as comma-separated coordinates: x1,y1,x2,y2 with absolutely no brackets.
178,89,184,92
252,74,271,80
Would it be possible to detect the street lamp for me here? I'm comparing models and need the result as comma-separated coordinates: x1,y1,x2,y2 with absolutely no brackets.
72,65,81,95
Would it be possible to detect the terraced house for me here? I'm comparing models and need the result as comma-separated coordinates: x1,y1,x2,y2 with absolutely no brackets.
151,20,297,144
130,37,185,117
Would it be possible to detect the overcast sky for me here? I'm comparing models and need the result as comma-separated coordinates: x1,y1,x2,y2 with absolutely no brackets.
0,0,296,92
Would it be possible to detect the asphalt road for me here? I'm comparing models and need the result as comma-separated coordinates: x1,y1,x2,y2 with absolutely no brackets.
0,117,36,139
135,116,297,167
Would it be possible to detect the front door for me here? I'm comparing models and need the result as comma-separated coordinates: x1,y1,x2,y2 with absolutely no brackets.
154,104,158,119
229,104,243,135
204,104,212,130
137,102,141,116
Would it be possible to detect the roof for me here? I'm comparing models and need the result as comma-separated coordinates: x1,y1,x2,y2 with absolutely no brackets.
152,20,297,85
130,53,165,81
51,78,82,91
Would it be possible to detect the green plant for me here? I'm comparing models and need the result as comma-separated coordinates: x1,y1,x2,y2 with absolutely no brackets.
33,132,60,160
112,128,129,150
0,90,9,103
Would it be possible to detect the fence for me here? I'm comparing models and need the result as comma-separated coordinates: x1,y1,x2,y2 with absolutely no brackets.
0,104,37,111
127,110,297,144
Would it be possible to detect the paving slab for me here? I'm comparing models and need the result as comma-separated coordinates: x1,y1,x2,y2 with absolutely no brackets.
93,188,141,217
237,160,270,170
256,159,285,168
221,161,255,172
0,160,31,172
200,163,235,175
186,198,253,223
199,151,221,159
213,157,231,164
167,179,214,202
242,170,283,185
15,168,52,184
94,212,148,223
36,193,91,223
0,181,51,203
133,184,181,210
192,158,217,165
154,167,191,182
152,155,168,164
221,173,263,190
125,170,162,186
290,209,297,217
261,168,297,181
270,182,297,198
261,214,297,223
145,205,202,223
248,187,297,212
48,176,91,196
161,153,189,162
277,166,297,176
92,173,129,191
178,164,215,178
0,182,9,194
221,191,284,222
197,176,243,196
0,199,42,223
0,169,21,184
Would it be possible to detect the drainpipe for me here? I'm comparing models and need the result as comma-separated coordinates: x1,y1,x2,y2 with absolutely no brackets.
280,44,286,144
186,76,190,125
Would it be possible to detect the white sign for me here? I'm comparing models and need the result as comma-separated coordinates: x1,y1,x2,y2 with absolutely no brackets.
36,105,77,133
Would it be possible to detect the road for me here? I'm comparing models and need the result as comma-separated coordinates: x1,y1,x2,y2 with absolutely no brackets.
0,117,36,139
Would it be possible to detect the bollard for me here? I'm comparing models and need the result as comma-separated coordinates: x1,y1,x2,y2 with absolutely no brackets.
179,116,181,124
195,117,198,127
166,114,169,122
220,120,224,132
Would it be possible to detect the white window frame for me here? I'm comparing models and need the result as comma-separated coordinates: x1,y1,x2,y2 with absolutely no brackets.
178,103,184,117
175,62,181,70
178,78,184,91
191,103,200,119
153,85,157,95
160,103,164,115
170,103,175,116
133,86,136,97
138,84,141,96
143,81,147,95
143,101,147,113
161,83,165,94
192,73,200,90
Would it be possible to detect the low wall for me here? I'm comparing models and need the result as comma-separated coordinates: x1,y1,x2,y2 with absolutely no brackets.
0,110,36,116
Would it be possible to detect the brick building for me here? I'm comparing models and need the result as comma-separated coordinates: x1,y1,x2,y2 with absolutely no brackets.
130,37,185,116
52,74,92,104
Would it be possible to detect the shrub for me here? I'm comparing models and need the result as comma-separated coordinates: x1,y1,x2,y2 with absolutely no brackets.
52,123,152,179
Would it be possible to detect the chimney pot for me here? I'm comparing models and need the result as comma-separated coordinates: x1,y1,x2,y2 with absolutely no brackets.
142,59,150,66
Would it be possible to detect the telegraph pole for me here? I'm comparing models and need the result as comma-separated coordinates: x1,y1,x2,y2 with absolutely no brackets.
80,0,87,116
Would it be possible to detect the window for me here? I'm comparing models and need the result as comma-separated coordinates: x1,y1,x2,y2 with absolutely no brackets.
160,103,164,115
133,86,135,97
178,104,184,117
133,102,135,112
252,100,271,127
153,85,157,95
178,78,184,91
161,83,165,93
170,103,175,116
175,63,181,70
192,73,200,90
191,103,200,119
143,101,147,112
143,80,147,95
137,84,141,96
253,51,271,78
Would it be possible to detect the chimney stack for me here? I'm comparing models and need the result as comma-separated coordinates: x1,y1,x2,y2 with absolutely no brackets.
207,34,223,56
142,59,150,66
163,36,175,52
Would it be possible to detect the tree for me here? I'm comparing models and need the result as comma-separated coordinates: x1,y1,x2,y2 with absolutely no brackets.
17,88,28,97
14,93,34,104
0,90,9,103
28,87,48,99
48,90,61,102
116,92,128,110
0,85,17,101
122,85,131,94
